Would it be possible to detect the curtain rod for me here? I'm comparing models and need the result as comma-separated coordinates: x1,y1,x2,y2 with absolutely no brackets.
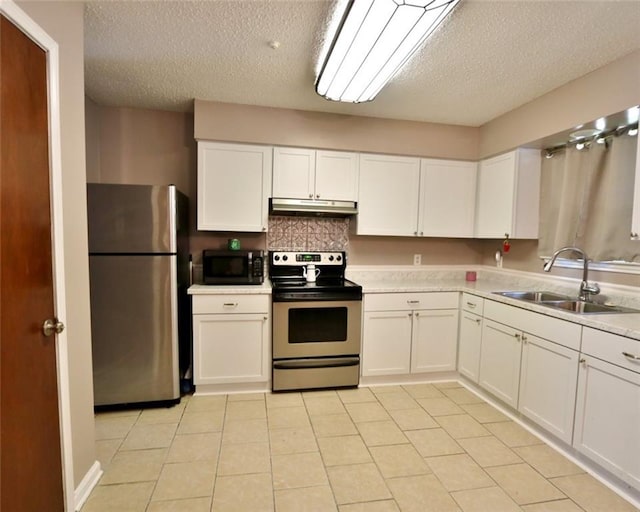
544,121,638,158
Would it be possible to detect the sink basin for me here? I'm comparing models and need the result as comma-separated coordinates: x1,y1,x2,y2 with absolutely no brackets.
493,291,640,314
495,291,572,302
541,300,640,314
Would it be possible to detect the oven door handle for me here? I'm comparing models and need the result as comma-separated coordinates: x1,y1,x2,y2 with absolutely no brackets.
273,357,360,370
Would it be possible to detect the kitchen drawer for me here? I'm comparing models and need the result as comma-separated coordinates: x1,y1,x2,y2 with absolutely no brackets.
365,292,458,312
484,300,581,351
582,327,640,374
192,294,269,315
461,293,484,315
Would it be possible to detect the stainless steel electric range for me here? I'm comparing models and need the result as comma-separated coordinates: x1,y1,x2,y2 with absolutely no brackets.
269,251,363,392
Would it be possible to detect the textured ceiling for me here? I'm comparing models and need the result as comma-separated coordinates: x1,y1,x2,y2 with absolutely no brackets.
84,0,640,127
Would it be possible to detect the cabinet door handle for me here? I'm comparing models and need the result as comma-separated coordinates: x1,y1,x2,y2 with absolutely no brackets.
223,302,238,307
466,302,476,308
515,333,521,342
316,194,320,199
631,232,638,238
414,231,418,236
580,358,586,365
522,335,527,343
622,351,640,361
408,313,412,317
419,232,423,236
263,316,268,321
475,318,481,325
415,312,419,317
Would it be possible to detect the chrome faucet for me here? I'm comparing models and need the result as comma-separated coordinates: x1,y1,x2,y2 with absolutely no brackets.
543,246,600,302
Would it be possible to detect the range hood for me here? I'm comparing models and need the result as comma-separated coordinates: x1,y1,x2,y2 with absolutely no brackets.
269,198,357,217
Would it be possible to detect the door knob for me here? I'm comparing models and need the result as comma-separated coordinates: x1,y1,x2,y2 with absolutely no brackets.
43,318,65,337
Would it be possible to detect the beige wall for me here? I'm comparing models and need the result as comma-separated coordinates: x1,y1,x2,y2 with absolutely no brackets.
349,236,483,266
480,50,640,158
17,0,96,490
85,96,102,182
86,105,200,238
195,100,480,161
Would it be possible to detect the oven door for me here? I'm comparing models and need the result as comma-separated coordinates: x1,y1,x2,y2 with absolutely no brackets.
272,300,362,359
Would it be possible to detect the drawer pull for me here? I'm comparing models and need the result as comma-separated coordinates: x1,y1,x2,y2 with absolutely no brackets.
466,302,477,308
223,302,238,307
622,351,640,361
407,300,420,304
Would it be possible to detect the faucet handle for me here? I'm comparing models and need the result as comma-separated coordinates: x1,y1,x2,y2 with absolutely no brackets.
580,281,600,301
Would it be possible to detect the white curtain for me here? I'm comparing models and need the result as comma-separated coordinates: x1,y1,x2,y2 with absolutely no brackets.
538,133,639,262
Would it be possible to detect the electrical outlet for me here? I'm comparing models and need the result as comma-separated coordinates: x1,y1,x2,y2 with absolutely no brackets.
413,254,421,266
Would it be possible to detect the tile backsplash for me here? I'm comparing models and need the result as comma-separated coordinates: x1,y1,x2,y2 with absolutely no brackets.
267,216,349,251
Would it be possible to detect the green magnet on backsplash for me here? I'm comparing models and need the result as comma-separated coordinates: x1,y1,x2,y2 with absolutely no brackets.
228,238,241,251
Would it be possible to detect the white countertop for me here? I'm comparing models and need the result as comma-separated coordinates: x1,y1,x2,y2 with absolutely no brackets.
188,282,272,295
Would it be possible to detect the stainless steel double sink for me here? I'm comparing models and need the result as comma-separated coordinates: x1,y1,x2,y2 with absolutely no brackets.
493,291,640,314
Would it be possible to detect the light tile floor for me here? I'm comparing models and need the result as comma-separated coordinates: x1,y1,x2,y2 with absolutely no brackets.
86,382,639,512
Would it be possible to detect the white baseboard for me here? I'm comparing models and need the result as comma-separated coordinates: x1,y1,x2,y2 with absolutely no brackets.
74,460,102,511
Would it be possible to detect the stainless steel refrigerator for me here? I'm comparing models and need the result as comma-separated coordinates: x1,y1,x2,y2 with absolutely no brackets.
87,183,190,407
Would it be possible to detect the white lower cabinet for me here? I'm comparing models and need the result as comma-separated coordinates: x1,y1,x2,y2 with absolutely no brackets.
458,293,484,383
479,319,523,408
573,328,640,489
458,311,483,383
362,310,412,376
192,294,270,386
411,309,459,373
362,292,458,377
479,300,581,435
519,334,579,443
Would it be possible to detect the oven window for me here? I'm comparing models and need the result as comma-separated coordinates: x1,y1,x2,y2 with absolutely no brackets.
288,307,348,343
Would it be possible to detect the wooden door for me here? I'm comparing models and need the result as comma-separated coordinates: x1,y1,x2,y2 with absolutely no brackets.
0,15,64,510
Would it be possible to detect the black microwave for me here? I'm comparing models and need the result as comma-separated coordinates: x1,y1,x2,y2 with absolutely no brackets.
202,250,264,285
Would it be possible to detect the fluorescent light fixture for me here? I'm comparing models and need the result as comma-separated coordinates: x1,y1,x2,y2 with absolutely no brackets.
316,0,461,103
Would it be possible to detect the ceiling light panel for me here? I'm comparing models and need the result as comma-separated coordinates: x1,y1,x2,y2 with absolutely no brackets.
317,0,461,103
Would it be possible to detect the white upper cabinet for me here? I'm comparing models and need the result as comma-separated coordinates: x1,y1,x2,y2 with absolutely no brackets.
631,137,640,240
272,147,359,202
475,148,541,239
197,141,271,232
419,159,477,237
357,154,477,237
272,147,315,199
357,153,421,236
315,150,359,201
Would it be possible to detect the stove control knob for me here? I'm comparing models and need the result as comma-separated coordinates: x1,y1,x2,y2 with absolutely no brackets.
282,255,288,261
329,255,334,261
336,255,342,262
274,255,280,261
